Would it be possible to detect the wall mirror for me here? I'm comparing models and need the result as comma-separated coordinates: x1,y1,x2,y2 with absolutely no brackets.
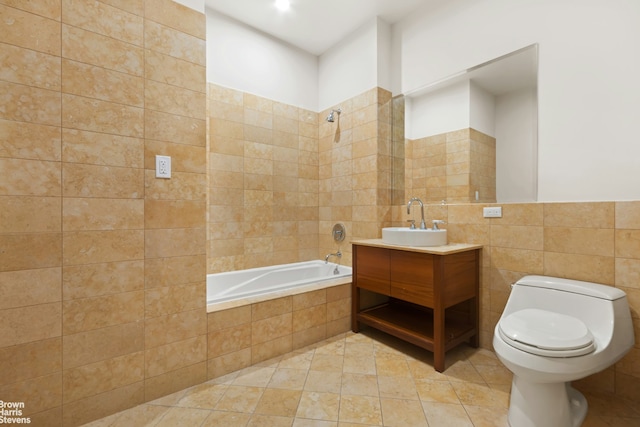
395,44,538,203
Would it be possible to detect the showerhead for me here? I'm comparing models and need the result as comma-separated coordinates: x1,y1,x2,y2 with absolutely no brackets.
326,108,341,122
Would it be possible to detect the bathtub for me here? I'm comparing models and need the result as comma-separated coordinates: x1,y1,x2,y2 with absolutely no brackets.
206,260,352,312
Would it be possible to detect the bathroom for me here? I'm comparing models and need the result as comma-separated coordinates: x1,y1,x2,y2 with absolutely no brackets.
1,0,639,425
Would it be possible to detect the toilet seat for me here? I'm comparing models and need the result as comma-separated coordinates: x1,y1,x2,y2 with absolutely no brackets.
499,308,596,357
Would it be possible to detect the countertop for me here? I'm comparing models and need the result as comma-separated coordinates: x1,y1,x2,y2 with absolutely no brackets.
351,239,482,255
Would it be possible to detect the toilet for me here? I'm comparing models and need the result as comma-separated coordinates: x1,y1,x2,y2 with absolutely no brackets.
493,275,634,427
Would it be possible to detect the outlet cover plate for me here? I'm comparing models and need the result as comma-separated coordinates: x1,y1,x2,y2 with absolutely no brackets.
155,155,171,179
483,206,502,218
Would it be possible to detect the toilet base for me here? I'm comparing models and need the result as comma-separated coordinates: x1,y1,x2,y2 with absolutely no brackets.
508,376,588,427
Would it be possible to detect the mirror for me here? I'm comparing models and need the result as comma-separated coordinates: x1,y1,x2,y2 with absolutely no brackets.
397,44,538,203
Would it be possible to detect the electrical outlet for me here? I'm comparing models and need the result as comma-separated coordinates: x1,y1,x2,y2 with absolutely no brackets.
483,206,502,218
155,155,171,179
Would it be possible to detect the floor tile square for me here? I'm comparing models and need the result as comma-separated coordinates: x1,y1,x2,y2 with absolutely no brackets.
338,394,382,425
304,370,342,393
380,398,428,426
214,385,264,413
268,368,308,390
202,411,251,427
295,391,340,421
340,373,379,397
255,388,302,417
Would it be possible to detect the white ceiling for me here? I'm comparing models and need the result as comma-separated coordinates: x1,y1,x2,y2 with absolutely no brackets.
204,0,437,56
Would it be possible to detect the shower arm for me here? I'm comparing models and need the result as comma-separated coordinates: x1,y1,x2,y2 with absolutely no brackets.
326,108,342,122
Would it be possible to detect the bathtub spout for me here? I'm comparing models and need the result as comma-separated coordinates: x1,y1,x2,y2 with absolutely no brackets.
325,250,342,264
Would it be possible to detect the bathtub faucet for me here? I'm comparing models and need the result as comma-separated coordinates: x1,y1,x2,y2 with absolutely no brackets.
325,250,342,264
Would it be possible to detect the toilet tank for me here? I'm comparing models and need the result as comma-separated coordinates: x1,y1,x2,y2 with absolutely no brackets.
515,275,626,301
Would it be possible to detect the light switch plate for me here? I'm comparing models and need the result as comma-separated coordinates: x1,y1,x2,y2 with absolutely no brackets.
155,155,171,179
483,206,502,218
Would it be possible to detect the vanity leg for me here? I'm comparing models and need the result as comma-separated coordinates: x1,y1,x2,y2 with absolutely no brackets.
434,306,445,372
470,251,480,348
434,351,444,372
469,334,479,348
469,296,479,348
351,285,360,333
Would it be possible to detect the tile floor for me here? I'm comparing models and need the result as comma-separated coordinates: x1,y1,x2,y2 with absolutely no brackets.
85,329,639,427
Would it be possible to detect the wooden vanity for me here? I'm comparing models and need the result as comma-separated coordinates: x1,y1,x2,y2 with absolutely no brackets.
351,240,482,372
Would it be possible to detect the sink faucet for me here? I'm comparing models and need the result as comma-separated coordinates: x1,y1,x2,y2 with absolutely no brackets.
325,250,342,264
407,197,427,229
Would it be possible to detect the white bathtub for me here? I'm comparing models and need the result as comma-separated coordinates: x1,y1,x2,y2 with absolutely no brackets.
207,260,352,312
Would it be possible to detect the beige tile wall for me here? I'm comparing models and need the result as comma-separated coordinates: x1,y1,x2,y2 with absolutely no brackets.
206,283,352,380
0,0,207,425
319,88,394,268
207,84,320,273
207,86,394,273
392,201,640,401
468,129,496,203
407,128,496,204
390,95,405,206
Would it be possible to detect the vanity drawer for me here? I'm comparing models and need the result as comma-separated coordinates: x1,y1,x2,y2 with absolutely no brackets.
354,245,390,295
390,249,434,307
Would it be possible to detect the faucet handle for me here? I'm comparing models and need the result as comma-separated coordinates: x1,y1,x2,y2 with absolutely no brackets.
407,219,416,229
432,220,446,230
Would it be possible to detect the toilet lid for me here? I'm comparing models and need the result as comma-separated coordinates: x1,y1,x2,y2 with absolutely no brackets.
499,308,596,357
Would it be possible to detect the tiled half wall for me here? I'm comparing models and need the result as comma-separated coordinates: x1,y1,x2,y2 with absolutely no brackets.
207,284,351,380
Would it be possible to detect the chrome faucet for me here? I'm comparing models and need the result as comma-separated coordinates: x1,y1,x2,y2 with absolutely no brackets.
432,219,446,230
407,197,427,229
325,250,342,264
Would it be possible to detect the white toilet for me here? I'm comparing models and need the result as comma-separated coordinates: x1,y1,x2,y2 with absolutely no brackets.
493,275,634,427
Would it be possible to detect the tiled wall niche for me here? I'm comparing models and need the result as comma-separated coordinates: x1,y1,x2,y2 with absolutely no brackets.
0,1,207,425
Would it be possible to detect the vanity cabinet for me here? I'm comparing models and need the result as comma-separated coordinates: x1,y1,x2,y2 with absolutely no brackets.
351,241,481,372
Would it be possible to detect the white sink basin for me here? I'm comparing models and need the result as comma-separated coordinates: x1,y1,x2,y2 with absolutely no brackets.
382,227,447,247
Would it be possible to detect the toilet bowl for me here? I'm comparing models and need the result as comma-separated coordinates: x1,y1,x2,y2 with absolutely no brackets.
493,275,634,427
